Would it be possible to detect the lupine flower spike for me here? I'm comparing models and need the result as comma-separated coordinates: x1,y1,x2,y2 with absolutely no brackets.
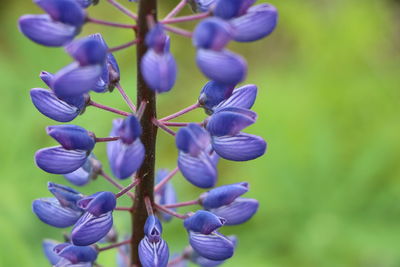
20,0,278,265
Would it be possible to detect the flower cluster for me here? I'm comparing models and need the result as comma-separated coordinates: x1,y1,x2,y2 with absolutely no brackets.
19,0,277,266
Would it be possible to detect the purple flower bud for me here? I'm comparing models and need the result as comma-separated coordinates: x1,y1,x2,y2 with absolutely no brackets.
198,81,234,114
141,49,177,93
206,107,257,136
43,239,62,265
189,0,215,12
196,49,247,85
107,119,145,179
40,71,54,87
30,88,85,122
213,0,255,19
35,146,88,174
184,210,226,234
216,84,257,110
65,37,107,66
210,198,258,225
144,215,163,242
48,182,83,209
18,14,78,47
119,115,142,145
193,18,232,51
155,169,177,221
47,125,95,151
90,33,121,93
35,0,86,27
54,243,98,264
52,62,102,99
146,24,168,53
77,191,116,216
231,4,278,42
176,124,211,157
212,133,266,161
139,236,169,267
71,211,113,246
63,154,100,186
189,231,234,261
178,152,217,188
200,182,248,209
33,197,82,227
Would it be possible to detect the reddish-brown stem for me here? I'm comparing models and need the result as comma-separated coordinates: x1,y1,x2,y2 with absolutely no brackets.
98,239,131,252
88,100,131,116
100,171,135,199
108,40,138,53
155,203,188,219
144,196,154,216
116,83,136,112
154,167,179,193
115,206,133,211
95,136,120,142
115,179,140,198
159,102,200,121
162,122,195,127
162,199,200,209
152,118,176,136
107,0,138,20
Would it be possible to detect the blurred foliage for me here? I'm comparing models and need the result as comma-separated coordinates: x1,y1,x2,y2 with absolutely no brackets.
1,0,400,266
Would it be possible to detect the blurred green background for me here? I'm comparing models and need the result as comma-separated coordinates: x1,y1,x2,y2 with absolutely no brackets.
1,0,400,266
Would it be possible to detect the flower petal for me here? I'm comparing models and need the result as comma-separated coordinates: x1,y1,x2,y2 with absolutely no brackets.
139,236,169,267
175,124,211,157
141,49,177,93
55,243,98,264
35,146,88,174
47,124,95,151
196,49,247,85
42,239,62,265
48,182,83,209
184,210,225,235
32,197,82,228
212,133,266,161
30,88,83,122
63,154,99,186
65,37,107,66
200,182,249,209
230,4,278,42
198,81,234,113
178,152,217,188
188,0,215,12
193,18,232,51
36,0,86,27
216,84,257,110
77,191,116,216
144,215,163,242
189,231,234,261
207,107,256,136
71,211,113,246
210,198,259,225
213,0,255,19
18,14,77,47
53,63,102,99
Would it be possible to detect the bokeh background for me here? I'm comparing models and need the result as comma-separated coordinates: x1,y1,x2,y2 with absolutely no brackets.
1,0,400,266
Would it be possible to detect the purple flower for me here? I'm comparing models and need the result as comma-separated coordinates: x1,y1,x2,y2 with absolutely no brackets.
107,119,145,179
48,182,83,209
65,36,107,66
90,33,121,93
146,24,169,53
176,124,218,188
33,197,83,227
54,243,98,265
215,84,257,111
139,216,169,267
43,239,63,265
118,115,142,145
63,154,101,186
40,71,54,87
71,211,113,246
77,191,117,216
196,49,247,85
200,182,249,209
206,107,266,161
189,0,215,12
198,81,234,114
213,0,255,19
230,4,278,42
193,18,233,51
35,146,89,174
210,198,259,225
47,125,95,151
189,231,234,261
189,236,237,266
36,0,86,27
30,88,86,122
184,210,226,234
